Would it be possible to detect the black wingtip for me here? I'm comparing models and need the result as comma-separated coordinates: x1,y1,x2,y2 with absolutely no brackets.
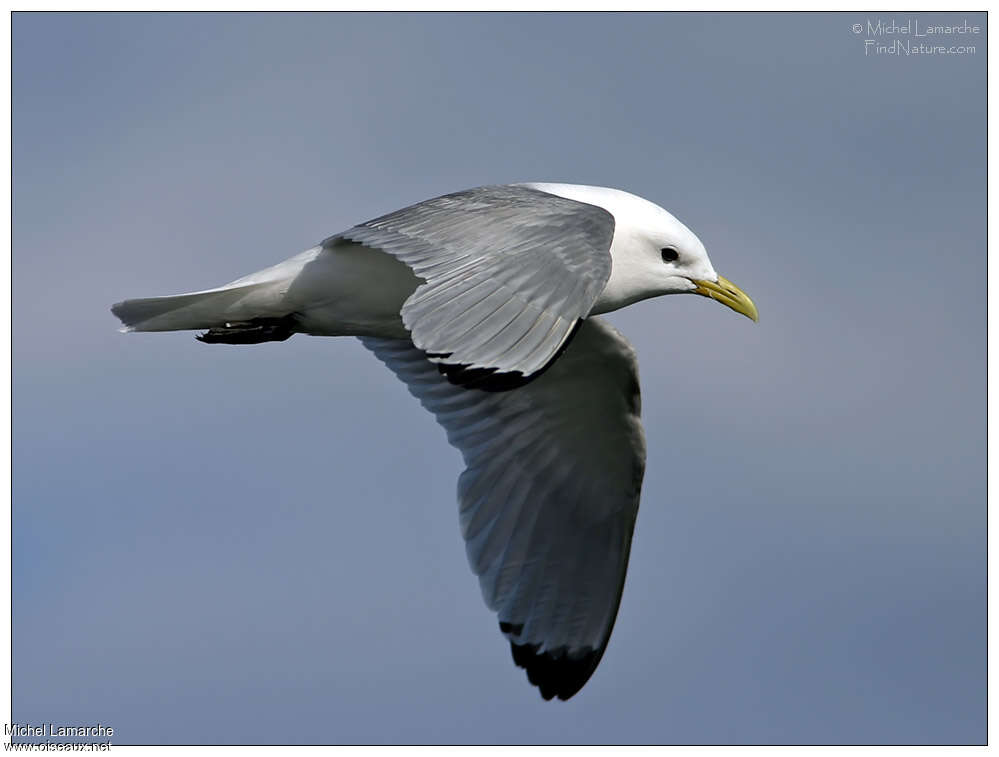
434,360,536,392
427,319,585,393
508,640,604,701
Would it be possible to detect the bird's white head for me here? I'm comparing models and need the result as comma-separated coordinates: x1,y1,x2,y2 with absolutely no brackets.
524,183,758,321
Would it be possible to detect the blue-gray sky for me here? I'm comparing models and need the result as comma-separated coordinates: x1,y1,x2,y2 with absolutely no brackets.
13,12,985,744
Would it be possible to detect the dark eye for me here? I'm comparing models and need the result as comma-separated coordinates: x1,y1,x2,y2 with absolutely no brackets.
661,247,679,263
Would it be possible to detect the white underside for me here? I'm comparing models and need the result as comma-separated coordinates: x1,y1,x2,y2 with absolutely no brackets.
113,182,710,338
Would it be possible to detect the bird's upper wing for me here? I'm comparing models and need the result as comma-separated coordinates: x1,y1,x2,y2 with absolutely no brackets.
336,185,615,389
360,317,646,700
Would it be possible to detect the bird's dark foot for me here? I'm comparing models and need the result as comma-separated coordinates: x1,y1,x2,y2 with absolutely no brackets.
196,315,297,345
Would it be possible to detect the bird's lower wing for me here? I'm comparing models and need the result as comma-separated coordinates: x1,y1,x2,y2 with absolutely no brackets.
339,185,615,390
360,317,646,700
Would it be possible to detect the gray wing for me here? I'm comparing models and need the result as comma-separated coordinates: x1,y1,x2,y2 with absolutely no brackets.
360,317,646,700
337,185,615,388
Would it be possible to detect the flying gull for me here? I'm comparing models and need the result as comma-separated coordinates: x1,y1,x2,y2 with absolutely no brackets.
111,183,758,700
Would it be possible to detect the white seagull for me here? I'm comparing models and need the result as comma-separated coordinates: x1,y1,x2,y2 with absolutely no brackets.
111,183,758,700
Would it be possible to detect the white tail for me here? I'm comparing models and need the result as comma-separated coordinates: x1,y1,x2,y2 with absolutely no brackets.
111,248,323,333
111,284,278,332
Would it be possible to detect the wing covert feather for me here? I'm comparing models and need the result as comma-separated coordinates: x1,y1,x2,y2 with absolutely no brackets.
339,185,615,383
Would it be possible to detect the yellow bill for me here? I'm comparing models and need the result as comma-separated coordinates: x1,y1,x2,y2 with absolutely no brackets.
691,275,759,322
